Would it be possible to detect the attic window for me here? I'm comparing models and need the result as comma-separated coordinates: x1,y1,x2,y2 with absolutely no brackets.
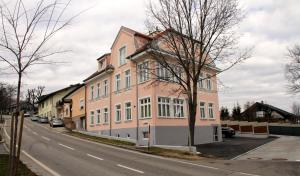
119,46,126,65
99,60,104,69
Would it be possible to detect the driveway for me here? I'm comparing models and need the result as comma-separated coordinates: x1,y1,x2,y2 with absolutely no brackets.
235,135,300,161
196,136,277,159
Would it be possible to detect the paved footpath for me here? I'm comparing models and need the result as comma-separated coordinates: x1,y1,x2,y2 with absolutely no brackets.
235,135,300,161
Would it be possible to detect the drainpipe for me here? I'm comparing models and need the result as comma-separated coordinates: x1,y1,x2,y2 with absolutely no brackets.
135,60,139,146
109,73,112,136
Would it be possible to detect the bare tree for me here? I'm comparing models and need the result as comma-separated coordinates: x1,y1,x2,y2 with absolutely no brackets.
26,86,45,112
286,45,300,94
0,0,76,175
146,0,251,146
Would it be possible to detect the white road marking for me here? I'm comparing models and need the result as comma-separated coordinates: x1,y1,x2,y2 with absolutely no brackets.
22,150,61,176
59,143,75,150
117,164,144,174
236,172,260,176
41,136,50,141
87,153,104,161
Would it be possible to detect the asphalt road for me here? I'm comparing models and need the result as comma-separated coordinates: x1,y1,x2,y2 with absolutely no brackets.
3,118,299,176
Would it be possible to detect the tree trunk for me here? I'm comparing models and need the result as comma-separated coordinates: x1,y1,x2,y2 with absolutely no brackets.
11,73,22,176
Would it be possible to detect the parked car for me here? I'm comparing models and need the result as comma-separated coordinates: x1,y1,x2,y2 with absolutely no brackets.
39,116,49,123
24,113,31,118
30,115,39,121
222,127,235,138
50,118,64,127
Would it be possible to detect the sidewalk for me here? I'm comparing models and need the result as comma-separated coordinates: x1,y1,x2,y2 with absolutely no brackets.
235,135,300,161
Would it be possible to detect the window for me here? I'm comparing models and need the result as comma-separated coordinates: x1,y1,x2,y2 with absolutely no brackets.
206,74,212,90
90,111,94,125
173,99,184,118
143,131,149,139
104,108,109,123
198,72,204,89
157,97,170,117
103,80,108,96
156,63,170,81
125,70,131,89
208,103,214,118
97,83,100,98
200,102,206,119
115,104,121,122
96,109,101,124
125,102,132,121
90,85,94,100
115,74,121,92
140,97,151,118
138,61,149,83
79,99,84,110
119,46,126,65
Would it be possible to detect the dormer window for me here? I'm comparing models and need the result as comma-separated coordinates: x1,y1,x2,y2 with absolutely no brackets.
119,46,126,66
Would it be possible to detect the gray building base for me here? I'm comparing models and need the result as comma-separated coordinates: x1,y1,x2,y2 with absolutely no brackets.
88,125,222,146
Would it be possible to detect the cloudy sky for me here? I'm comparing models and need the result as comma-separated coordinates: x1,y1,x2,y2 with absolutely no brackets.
1,0,300,112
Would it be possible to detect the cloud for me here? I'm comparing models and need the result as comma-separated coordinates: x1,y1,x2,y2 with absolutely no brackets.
0,0,299,113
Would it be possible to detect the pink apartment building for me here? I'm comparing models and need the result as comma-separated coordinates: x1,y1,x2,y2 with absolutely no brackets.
84,26,221,146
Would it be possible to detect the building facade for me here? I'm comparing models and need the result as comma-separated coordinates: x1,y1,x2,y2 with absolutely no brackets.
38,84,81,120
84,26,221,146
63,85,86,130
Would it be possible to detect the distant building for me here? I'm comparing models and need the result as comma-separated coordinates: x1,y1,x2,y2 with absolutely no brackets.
62,84,86,130
37,84,81,120
241,102,298,123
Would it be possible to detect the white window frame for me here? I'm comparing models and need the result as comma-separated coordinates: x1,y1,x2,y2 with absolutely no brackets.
208,103,214,118
198,72,204,89
90,111,94,125
115,104,121,122
90,85,94,100
138,61,150,83
173,98,184,118
96,109,101,124
139,97,151,119
125,69,131,89
206,74,212,90
200,102,206,119
103,80,108,96
97,83,100,98
119,46,126,66
124,101,132,121
115,74,121,92
157,97,171,117
103,107,109,123
79,98,84,110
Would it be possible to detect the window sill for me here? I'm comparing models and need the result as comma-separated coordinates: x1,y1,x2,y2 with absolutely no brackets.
157,117,186,119
139,117,152,120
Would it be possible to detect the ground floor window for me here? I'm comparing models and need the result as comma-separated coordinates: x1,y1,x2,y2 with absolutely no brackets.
115,104,121,122
104,108,109,123
200,102,206,119
208,103,214,118
96,109,101,124
125,102,132,121
90,111,94,125
173,98,184,118
140,97,151,118
158,97,170,117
